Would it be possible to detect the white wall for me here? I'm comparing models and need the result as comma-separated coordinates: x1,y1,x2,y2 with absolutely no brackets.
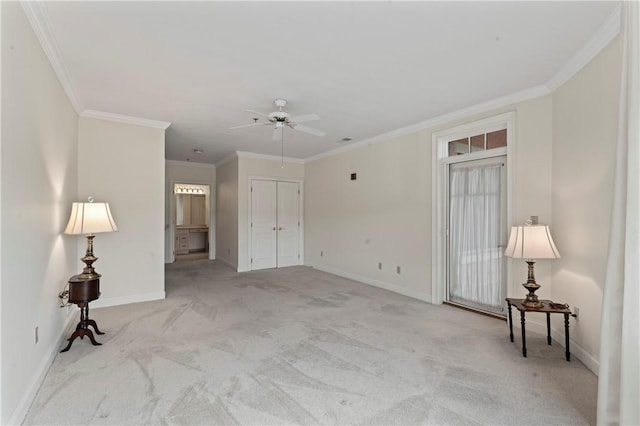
78,117,165,307
304,36,623,372
551,35,622,369
305,95,553,303
237,154,305,272
165,160,216,262
215,156,239,269
305,132,432,300
1,3,79,423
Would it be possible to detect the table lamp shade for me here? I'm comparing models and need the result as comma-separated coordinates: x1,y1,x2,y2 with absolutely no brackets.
504,225,560,260
64,202,118,235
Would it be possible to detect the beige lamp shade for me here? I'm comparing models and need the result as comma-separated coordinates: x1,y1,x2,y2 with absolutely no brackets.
64,202,119,235
504,225,560,260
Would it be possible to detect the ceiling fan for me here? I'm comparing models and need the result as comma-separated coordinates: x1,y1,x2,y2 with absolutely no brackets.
230,99,326,141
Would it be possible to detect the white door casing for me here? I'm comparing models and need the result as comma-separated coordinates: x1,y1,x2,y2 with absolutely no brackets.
432,111,515,305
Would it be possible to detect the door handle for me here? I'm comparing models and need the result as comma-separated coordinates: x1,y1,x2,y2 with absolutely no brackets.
278,227,284,231
272,227,276,231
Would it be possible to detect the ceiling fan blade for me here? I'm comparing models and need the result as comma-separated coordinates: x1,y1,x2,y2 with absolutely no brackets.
292,124,326,137
243,109,269,117
290,113,320,123
229,122,269,130
272,127,282,142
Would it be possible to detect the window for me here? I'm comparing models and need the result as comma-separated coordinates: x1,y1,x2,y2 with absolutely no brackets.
447,129,507,156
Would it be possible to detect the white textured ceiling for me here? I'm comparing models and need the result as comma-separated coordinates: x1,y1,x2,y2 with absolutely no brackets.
39,1,619,164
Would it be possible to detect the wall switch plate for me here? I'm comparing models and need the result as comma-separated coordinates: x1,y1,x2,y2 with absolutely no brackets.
574,307,580,320
378,262,382,270
320,250,323,257
35,326,39,344
396,266,401,274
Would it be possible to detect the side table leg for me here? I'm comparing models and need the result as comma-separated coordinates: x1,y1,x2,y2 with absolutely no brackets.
60,333,78,353
546,312,552,345
564,313,571,361
520,311,527,357
86,319,105,335
84,304,104,335
507,301,514,342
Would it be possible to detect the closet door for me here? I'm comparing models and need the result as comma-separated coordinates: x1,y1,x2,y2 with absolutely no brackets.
276,181,299,267
250,179,301,270
251,180,277,269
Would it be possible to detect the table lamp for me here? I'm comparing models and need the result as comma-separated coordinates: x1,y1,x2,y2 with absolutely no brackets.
64,196,118,279
504,221,560,308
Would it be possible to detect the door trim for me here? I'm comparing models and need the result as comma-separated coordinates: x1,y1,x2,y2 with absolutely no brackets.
431,111,516,305
248,176,304,270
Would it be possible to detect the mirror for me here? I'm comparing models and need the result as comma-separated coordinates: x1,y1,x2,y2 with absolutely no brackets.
175,185,209,226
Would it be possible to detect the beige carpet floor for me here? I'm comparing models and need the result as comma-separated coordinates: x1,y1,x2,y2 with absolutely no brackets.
24,260,597,425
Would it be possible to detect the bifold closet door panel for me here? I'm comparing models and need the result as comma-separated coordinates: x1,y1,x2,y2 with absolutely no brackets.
276,181,299,268
251,180,277,270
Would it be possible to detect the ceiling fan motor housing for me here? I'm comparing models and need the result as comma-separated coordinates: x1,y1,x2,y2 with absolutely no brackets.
268,111,291,123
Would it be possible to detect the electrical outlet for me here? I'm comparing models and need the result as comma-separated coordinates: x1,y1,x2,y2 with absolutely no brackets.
396,266,401,274
378,262,382,270
35,326,39,344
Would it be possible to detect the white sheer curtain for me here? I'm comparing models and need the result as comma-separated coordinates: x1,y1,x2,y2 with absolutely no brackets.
597,3,640,425
449,163,504,311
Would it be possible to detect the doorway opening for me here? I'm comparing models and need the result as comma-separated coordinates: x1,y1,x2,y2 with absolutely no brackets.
173,183,211,262
432,112,515,317
447,156,507,315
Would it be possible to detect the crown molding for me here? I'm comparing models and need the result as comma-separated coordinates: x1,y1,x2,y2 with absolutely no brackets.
305,84,549,163
166,159,215,169
21,0,84,113
236,150,305,164
215,152,238,168
81,109,171,130
306,5,622,164
545,4,621,92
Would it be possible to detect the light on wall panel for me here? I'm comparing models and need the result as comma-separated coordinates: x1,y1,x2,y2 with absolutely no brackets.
174,185,205,194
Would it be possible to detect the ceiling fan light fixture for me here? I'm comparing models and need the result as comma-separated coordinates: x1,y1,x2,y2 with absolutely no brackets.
193,148,204,154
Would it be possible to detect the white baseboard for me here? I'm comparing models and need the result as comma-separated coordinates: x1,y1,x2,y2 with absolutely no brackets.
9,309,77,425
215,256,238,271
91,291,165,309
312,263,599,374
513,317,599,375
309,263,432,304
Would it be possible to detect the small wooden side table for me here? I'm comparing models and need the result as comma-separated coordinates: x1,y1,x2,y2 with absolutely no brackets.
60,275,104,352
506,298,572,361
